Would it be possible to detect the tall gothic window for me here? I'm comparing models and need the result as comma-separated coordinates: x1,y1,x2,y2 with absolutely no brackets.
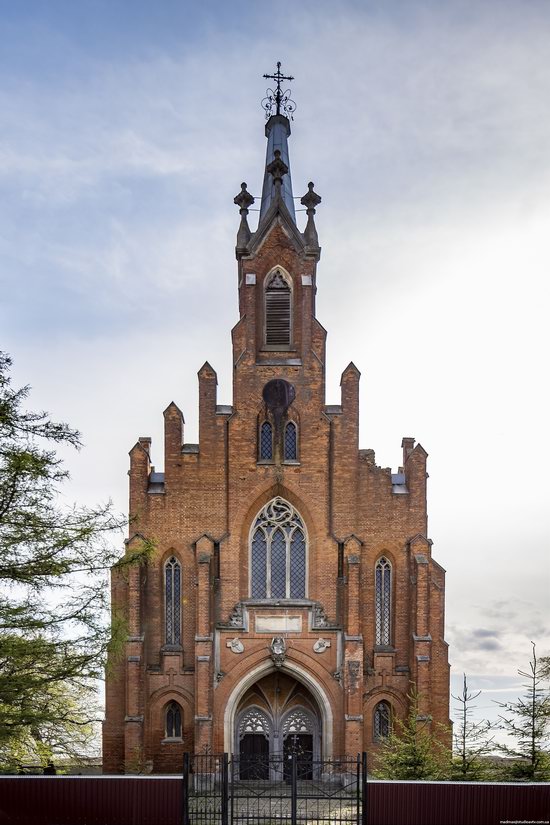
259,421,273,460
265,270,291,347
165,556,181,645
375,557,391,646
284,421,297,461
373,701,391,741
165,701,182,738
250,498,306,599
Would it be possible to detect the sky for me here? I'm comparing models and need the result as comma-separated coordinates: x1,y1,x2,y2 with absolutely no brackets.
1,0,549,747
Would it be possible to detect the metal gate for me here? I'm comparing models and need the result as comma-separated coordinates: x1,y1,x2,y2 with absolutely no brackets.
183,753,367,825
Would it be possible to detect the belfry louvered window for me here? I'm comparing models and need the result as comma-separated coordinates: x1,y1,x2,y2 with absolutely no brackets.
165,556,181,645
284,421,297,460
250,497,306,599
373,701,391,741
259,421,273,460
265,270,291,346
375,557,391,646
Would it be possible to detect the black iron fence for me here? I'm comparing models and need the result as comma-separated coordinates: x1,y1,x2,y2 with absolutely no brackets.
183,753,367,825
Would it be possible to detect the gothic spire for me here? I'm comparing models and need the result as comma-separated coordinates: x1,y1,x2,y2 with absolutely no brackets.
259,63,296,224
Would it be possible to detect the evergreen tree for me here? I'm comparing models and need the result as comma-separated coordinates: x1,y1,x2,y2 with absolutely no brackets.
496,642,550,781
0,352,150,769
451,674,494,780
374,685,450,780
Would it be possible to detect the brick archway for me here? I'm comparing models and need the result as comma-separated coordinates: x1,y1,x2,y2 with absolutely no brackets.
234,671,321,767
223,660,334,758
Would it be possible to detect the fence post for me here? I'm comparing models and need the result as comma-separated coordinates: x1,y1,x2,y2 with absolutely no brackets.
291,754,297,825
356,754,361,825
361,751,368,825
221,752,229,825
182,752,190,825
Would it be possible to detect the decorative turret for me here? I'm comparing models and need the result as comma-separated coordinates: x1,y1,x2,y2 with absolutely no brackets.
301,181,322,252
233,182,254,254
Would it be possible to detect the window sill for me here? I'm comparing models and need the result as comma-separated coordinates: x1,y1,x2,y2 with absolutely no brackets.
161,644,183,653
161,737,183,745
260,345,297,353
257,460,300,466
244,598,314,607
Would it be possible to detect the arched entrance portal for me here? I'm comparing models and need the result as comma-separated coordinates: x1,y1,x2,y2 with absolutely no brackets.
235,672,321,779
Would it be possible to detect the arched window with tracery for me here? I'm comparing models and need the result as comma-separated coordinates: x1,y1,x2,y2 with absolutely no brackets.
284,421,297,461
250,498,306,599
259,421,273,460
373,701,391,741
265,269,291,347
165,701,182,738
375,556,391,646
165,556,181,645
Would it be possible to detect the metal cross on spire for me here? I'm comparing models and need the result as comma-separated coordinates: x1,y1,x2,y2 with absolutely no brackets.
262,62,297,120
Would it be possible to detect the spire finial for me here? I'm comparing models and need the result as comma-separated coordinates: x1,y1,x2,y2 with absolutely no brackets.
300,181,322,249
233,182,255,252
262,61,296,120
266,149,289,197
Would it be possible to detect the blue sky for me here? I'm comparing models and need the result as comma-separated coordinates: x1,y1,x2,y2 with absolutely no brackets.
1,0,549,746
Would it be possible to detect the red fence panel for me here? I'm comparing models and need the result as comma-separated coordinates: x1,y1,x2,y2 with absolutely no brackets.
0,776,548,825
0,776,182,825
366,780,550,825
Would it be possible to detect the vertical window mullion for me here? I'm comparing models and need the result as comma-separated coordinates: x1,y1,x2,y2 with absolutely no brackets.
266,531,272,598
286,531,291,597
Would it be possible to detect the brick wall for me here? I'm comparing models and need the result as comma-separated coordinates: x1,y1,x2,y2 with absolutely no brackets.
103,193,450,773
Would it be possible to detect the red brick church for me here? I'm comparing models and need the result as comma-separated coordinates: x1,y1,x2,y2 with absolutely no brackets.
103,71,450,774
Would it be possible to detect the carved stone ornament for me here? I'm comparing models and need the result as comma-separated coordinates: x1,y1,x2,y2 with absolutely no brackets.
228,603,245,629
313,638,331,654
266,149,289,188
227,638,244,654
312,603,328,628
270,636,287,668
233,182,255,211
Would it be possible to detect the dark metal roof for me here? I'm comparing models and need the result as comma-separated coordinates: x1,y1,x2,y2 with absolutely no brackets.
391,472,409,495
259,115,296,224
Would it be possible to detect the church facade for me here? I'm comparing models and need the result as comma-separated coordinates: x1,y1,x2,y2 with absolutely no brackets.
103,98,450,774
